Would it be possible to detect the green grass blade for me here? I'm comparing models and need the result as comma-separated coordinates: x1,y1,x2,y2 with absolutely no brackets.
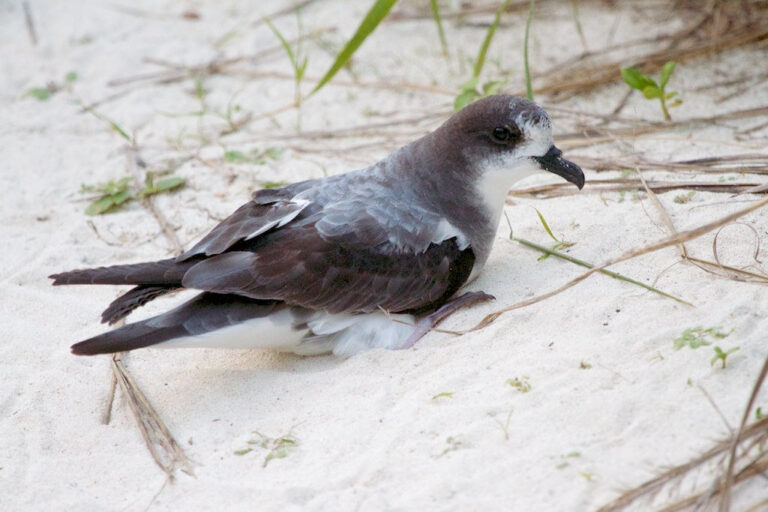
473,0,511,79
512,236,694,306
264,17,297,69
309,0,398,96
430,0,449,59
534,208,560,243
523,0,536,100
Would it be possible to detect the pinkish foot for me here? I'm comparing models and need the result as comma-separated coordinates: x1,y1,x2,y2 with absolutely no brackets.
401,291,495,349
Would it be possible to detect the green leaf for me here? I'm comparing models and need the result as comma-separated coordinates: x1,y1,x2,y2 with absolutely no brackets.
660,61,676,88
224,150,247,163
620,67,655,91
26,87,52,101
482,80,505,95
85,196,116,216
523,0,535,100
233,448,252,456
642,85,662,99
264,17,297,70
111,189,132,205
109,121,131,142
453,89,479,111
711,346,739,368
665,91,678,100
430,0,449,59
459,77,479,93
263,147,284,160
474,0,512,79
263,181,287,189
154,176,186,192
65,71,79,82
535,208,560,243
310,0,398,96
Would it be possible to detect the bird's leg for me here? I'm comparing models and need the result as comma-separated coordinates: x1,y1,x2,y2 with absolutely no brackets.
401,291,495,349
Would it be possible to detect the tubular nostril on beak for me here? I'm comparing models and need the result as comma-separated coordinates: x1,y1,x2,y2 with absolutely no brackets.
543,145,562,159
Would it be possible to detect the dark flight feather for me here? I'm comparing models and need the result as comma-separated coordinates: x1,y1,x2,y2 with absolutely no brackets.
49,258,193,286
100,285,178,325
72,293,286,355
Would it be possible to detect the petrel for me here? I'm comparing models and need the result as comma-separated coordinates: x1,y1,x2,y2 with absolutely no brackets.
51,95,584,357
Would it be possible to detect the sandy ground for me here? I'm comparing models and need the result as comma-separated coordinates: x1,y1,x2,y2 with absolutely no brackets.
2,1,768,510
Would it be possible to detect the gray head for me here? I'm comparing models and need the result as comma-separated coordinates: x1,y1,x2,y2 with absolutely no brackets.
436,95,584,191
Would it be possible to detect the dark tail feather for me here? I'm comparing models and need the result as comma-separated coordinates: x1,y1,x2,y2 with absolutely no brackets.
72,293,285,355
101,285,179,325
50,258,193,286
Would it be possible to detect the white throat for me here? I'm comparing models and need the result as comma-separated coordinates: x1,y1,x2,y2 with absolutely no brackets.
475,154,542,227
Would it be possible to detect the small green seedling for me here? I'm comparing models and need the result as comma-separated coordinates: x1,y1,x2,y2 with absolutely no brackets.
224,147,283,165
81,173,186,216
489,408,514,440
711,346,739,369
453,0,512,111
235,431,299,467
139,172,186,199
25,71,78,101
534,208,573,261
621,61,681,121
454,78,506,111
439,436,463,457
432,392,454,400
265,16,308,109
507,376,531,393
81,178,133,215
673,191,695,204
756,407,764,420
673,326,732,350
555,451,581,469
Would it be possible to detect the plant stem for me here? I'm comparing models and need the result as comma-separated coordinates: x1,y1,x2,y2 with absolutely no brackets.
511,236,693,306
430,0,449,60
660,96,671,121
523,0,536,100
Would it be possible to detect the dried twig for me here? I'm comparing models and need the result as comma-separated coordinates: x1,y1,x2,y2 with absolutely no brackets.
111,354,194,477
720,354,768,511
465,196,768,332
21,1,38,46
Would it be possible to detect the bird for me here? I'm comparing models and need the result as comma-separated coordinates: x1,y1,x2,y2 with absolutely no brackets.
50,95,584,357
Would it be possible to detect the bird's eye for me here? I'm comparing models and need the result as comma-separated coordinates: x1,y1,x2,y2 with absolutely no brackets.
491,126,517,144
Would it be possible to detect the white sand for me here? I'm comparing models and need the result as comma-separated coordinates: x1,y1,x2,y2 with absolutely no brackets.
2,1,768,510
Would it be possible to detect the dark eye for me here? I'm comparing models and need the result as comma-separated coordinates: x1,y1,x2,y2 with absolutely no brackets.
491,126,517,144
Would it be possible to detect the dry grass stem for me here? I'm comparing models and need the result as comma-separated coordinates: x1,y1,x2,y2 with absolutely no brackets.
111,355,194,477
635,168,687,258
465,195,768,332
719,354,768,511
527,3,768,99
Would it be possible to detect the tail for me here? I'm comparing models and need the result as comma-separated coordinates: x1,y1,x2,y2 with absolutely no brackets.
101,285,180,325
49,258,193,286
71,293,294,355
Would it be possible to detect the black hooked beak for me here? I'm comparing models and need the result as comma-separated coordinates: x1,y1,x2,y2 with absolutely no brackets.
534,146,585,190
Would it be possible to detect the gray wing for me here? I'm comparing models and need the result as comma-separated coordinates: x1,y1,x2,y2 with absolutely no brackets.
176,183,316,261
181,196,475,314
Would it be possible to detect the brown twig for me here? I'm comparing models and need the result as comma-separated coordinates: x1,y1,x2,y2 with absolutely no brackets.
21,1,38,45
111,354,194,477
464,196,768,333
597,416,768,511
720,354,768,511
635,168,688,258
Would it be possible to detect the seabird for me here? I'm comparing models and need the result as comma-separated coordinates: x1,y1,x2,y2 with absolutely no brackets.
50,95,584,357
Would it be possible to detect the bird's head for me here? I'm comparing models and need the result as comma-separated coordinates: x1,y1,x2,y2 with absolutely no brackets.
444,95,584,191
